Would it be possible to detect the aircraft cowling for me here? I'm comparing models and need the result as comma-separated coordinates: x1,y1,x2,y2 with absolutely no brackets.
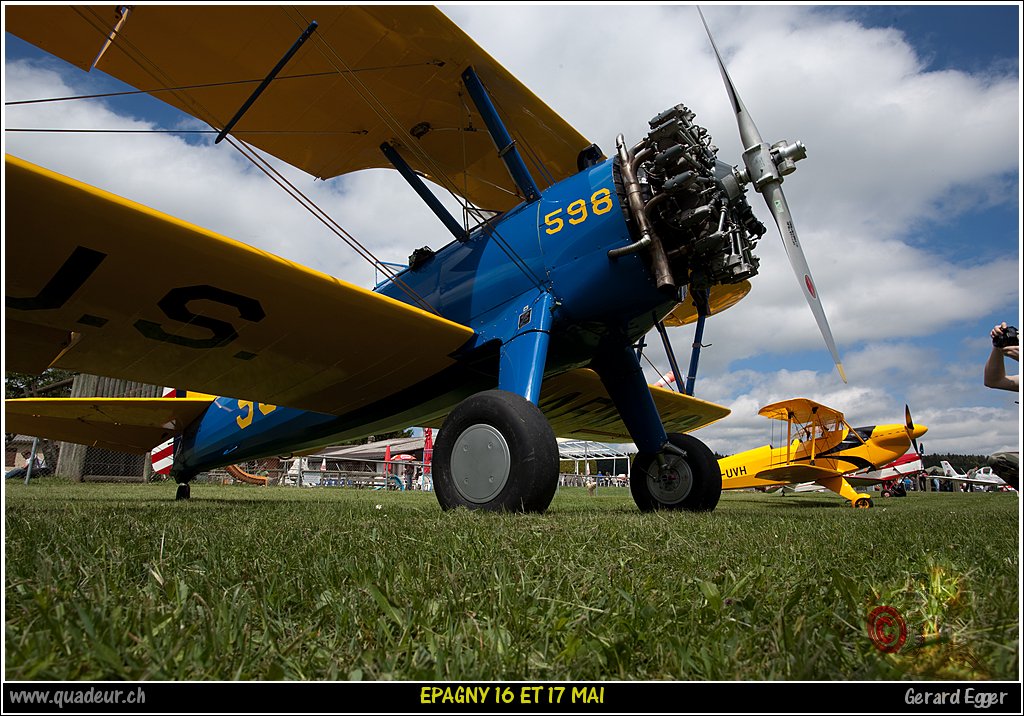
862,423,929,468
613,104,766,300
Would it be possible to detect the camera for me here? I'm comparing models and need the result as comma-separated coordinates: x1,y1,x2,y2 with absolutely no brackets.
993,325,1019,348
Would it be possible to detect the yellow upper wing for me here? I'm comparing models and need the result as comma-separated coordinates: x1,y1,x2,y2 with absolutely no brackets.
6,5,595,212
4,155,475,416
757,398,844,425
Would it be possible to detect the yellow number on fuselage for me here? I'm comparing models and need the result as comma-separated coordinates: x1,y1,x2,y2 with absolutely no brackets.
236,400,277,429
543,187,614,236
567,199,588,225
591,188,613,215
544,209,564,235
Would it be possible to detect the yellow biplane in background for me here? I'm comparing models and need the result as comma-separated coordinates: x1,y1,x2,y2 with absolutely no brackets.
718,399,928,508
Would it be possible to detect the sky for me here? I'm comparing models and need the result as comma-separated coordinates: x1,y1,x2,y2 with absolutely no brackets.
3,3,1021,460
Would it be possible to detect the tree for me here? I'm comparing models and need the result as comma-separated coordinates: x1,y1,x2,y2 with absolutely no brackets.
922,453,990,474
5,369,77,475
5,369,76,399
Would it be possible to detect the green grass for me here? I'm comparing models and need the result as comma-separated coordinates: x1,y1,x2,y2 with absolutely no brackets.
4,478,1018,681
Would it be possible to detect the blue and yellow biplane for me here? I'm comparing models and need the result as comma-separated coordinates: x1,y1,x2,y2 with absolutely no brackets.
4,6,845,513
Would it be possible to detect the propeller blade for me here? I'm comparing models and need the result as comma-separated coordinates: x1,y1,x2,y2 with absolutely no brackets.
761,182,846,382
697,7,763,150
905,404,921,454
698,7,846,383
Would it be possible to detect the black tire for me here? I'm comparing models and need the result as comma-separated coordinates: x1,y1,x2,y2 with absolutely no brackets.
175,482,191,501
629,433,721,512
854,497,872,509
433,390,559,512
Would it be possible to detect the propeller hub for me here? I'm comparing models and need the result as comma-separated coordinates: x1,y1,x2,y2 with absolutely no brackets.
772,140,807,176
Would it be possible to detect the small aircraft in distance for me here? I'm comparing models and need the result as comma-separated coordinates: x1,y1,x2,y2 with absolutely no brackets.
939,462,1012,490
850,449,926,497
5,6,845,514
718,399,928,508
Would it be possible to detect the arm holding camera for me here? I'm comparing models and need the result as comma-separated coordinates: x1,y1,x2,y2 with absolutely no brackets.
984,322,1019,392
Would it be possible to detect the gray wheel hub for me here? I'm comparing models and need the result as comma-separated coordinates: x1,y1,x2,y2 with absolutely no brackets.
450,423,511,504
646,453,694,505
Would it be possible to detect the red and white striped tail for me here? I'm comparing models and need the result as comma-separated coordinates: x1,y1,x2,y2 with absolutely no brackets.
151,387,175,476
654,371,676,388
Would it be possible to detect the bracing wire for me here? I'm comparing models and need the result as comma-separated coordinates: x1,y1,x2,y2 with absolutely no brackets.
638,351,678,393
49,5,440,315
286,7,549,291
3,63,443,107
22,6,559,306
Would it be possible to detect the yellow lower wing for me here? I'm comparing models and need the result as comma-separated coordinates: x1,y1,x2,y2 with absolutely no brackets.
4,397,214,454
5,156,475,416
538,369,730,441
723,463,841,490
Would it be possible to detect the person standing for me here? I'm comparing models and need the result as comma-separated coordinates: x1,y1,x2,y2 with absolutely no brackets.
983,322,1018,489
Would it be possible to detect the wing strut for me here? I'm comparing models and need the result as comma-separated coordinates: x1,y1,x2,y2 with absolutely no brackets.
683,288,711,396
215,20,319,144
654,320,683,395
461,66,541,203
381,142,468,242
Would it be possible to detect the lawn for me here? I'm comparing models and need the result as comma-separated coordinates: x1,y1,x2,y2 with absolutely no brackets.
3,478,1018,681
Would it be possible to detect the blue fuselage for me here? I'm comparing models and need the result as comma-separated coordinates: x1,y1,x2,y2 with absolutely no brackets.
175,159,675,476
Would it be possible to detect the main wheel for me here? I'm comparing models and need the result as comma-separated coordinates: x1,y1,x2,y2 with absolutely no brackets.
629,433,721,512
854,496,873,509
433,390,559,512
175,482,191,501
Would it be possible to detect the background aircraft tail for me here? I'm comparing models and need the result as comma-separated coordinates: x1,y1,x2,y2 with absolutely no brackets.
150,387,178,477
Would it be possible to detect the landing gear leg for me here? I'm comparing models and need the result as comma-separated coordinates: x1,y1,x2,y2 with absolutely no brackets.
590,338,722,513
630,433,722,512
817,476,872,508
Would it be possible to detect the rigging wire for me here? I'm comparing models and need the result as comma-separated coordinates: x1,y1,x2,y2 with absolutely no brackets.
5,128,368,135
488,89,559,189
224,134,439,314
54,5,439,315
4,62,447,107
18,6,560,307
638,350,679,393
286,7,548,291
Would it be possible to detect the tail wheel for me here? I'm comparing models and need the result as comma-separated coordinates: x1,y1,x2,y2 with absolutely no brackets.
433,390,559,513
854,497,873,509
630,433,721,512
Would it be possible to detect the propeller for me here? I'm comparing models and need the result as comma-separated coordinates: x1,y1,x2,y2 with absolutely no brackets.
905,404,922,455
698,8,846,383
